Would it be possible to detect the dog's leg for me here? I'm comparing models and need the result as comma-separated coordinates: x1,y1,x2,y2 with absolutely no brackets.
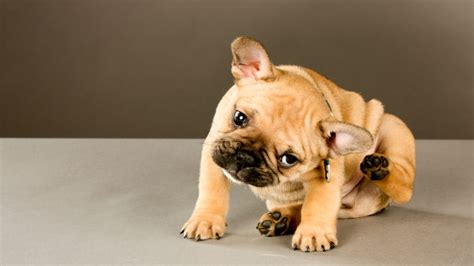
256,203,302,236
291,160,343,252
181,142,230,241
361,113,416,204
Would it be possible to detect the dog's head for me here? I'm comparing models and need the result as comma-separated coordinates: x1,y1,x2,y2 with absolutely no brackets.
211,37,373,187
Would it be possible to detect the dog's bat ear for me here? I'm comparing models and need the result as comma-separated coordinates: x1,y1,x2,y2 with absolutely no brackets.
230,36,276,85
319,121,374,158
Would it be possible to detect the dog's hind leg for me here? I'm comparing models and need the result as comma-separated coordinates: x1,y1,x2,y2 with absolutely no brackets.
361,113,416,204
256,203,302,236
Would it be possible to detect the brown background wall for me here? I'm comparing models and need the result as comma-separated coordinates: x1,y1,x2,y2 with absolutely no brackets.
1,0,472,139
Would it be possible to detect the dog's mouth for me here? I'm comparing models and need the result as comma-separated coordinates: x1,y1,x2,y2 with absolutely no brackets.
220,167,275,187
222,169,244,185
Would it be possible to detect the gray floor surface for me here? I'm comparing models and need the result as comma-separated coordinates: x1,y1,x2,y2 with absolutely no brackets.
1,139,473,264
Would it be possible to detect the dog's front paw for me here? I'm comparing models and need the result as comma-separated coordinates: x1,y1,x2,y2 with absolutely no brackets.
360,153,390,180
291,222,337,252
180,213,226,241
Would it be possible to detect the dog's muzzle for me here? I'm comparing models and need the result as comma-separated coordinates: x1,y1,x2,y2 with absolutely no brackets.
211,139,274,187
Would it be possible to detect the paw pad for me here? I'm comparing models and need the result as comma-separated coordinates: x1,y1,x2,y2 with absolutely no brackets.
256,211,290,237
360,154,389,180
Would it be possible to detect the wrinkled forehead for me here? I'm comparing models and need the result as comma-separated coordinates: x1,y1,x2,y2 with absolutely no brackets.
236,92,297,116
235,86,327,127
235,95,325,157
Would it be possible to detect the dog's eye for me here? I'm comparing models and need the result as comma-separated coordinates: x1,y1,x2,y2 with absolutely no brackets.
279,154,298,167
233,110,248,127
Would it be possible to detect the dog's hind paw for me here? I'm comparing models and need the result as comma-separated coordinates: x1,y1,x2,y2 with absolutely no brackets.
360,153,390,180
256,211,291,237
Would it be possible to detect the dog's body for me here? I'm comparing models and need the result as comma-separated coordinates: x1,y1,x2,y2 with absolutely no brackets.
181,37,415,252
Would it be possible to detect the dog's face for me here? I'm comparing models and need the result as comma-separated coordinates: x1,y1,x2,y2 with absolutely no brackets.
211,37,373,187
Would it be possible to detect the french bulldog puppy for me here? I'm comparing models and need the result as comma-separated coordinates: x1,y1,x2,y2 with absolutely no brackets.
181,37,416,252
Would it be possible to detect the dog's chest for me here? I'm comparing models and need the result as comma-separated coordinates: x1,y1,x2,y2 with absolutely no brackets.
248,181,305,205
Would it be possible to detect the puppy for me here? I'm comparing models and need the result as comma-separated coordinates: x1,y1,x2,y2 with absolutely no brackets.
181,37,416,252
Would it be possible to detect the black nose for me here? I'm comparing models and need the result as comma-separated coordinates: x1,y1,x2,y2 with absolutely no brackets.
227,148,262,173
235,149,259,167
211,141,262,173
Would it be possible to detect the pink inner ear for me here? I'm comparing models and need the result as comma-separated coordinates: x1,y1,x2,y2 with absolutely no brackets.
334,131,354,151
238,61,260,78
249,61,260,71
